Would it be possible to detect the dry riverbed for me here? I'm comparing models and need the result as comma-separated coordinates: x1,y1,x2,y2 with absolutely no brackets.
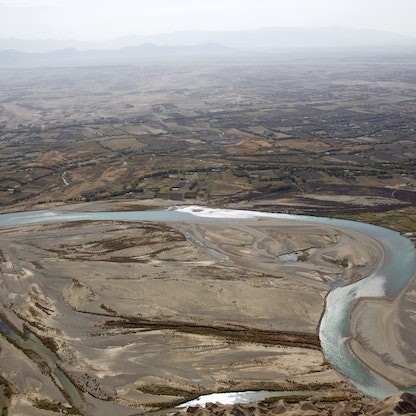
0,203,410,415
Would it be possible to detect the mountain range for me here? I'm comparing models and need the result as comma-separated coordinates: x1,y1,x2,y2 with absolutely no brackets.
0,43,238,67
0,26,415,67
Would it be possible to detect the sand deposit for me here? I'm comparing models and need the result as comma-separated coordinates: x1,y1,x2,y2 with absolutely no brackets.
0,204,413,415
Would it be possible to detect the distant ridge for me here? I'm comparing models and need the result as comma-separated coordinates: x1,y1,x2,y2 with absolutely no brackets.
0,43,237,67
0,26,414,54
115,26,412,51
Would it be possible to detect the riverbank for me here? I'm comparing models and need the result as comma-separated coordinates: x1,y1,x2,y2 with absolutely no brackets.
0,203,413,414
349,273,416,388
163,391,416,416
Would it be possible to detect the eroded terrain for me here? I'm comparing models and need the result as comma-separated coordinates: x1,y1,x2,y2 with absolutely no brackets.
0,212,388,414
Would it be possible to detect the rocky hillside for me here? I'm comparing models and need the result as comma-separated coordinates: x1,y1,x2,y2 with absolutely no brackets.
169,392,416,416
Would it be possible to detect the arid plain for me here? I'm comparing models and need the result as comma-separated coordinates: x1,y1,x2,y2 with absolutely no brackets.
0,50,416,415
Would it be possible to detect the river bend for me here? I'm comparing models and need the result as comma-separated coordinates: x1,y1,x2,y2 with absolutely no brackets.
0,205,415,402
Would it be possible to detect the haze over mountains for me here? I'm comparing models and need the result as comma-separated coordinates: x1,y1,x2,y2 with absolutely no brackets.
0,26,415,66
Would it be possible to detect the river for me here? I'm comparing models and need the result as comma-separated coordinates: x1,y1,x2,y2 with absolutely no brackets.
0,205,415,405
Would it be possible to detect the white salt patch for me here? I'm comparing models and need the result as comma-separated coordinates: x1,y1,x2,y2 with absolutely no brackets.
179,391,283,408
175,205,275,219
175,206,256,219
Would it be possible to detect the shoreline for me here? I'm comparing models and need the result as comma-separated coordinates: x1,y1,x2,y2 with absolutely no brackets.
348,273,416,389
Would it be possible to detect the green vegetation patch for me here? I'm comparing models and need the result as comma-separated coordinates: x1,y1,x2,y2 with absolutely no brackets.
0,375,11,416
335,208,416,235
138,384,197,399
104,318,321,349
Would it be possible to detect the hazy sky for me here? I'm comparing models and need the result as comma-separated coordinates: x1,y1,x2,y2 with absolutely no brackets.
0,0,415,40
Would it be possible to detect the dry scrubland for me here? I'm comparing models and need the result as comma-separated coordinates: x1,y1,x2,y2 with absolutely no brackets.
0,50,415,415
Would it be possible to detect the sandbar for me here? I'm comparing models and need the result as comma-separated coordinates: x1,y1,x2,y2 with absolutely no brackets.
0,205,401,414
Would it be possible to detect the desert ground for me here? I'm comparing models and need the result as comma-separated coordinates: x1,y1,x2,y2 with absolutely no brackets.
0,45,415,416
0,201,414,415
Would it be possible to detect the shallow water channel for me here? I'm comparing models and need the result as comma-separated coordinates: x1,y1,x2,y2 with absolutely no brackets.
0,318,84,409
0,206,415,406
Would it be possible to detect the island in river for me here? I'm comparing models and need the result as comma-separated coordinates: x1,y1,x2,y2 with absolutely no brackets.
0,201,415,416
